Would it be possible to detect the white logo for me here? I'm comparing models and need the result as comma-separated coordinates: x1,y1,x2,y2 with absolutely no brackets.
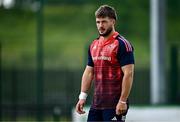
111,116,117,121
92,56,111,61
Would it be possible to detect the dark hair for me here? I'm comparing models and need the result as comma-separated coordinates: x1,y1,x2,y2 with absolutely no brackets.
95,5,117,20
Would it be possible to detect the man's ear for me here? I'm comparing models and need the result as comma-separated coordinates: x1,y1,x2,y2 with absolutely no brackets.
112,19,116,25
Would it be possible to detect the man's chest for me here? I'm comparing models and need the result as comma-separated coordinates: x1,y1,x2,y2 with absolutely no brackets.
90,40,119,64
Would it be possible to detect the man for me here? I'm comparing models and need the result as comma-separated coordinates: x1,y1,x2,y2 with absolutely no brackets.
75,5,134,122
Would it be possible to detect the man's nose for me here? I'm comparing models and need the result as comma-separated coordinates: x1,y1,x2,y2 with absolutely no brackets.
99,22,103,27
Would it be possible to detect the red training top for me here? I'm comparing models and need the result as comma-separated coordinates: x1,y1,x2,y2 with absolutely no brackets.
87,32,134,109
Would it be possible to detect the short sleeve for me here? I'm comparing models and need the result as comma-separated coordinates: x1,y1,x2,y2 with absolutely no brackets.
117,38,135,67
87,46,94,67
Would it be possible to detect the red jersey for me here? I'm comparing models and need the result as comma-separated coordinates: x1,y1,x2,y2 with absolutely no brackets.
87,32,134,109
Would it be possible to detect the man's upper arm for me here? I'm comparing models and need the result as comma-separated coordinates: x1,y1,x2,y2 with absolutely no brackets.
84,65,94,78
86,65,94,71
121,64,134,75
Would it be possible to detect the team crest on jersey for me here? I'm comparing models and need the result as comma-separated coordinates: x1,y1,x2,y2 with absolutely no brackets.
108,44,116,49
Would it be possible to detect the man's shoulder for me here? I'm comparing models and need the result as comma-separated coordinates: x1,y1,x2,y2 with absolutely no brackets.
116,35,127,42
90,37,99,46
93,37,100,42
116,35,133,46
116,35,134,52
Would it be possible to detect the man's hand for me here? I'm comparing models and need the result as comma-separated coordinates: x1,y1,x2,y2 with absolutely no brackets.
75,99,86,114
116,102,127,115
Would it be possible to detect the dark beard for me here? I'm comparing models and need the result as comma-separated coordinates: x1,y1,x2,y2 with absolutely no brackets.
99,27,112,37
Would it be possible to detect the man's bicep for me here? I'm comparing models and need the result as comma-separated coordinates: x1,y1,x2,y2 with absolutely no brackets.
85,65,94,75
121,64,134,75
86,65,94,71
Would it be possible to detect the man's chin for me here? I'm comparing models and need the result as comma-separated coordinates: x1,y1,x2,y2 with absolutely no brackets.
99,28,112,37
99,31,105,35
99,32,109,37
99,33,105,36
99,31,107,36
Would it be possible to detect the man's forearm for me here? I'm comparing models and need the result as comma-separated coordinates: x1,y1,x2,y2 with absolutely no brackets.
119,65,134,102
119,74,133,102
81,66,94,93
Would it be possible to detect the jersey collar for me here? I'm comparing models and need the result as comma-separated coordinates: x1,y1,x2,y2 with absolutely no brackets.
99,31,119,46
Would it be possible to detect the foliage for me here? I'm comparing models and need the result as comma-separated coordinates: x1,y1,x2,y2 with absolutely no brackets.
0,1,179,70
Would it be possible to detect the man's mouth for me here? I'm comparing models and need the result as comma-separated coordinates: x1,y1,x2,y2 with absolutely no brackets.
99,28,105,33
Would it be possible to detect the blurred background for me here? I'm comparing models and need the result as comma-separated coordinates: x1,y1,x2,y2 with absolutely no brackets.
0,0,179,121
